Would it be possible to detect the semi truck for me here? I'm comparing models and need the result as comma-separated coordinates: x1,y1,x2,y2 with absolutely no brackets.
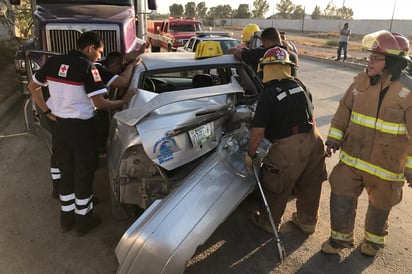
9,0,156,91
147,17,203,52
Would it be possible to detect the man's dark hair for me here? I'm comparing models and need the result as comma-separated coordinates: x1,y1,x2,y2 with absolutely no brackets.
105,51,123,66
76,31,104,50
261,27,281,43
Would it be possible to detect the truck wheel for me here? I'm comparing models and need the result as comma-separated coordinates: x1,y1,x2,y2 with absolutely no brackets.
151,45,160,52
168,44,172,52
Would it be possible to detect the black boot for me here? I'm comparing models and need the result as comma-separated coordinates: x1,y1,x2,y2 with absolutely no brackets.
75,214,102,237
60,211,75,232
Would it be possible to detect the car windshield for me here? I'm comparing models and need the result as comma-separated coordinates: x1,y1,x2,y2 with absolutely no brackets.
218,40,241,52
141,66,236,93
170,24,202,32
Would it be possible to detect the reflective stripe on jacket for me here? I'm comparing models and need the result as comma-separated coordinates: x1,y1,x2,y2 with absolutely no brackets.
327,71,412,180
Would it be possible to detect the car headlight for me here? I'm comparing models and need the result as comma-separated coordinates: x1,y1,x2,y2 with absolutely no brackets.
15,59,41,72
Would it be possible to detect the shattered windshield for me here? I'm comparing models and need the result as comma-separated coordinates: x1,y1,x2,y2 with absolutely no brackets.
37,0,132,5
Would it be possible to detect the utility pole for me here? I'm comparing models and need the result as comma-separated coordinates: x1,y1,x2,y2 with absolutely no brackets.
389,0,397,31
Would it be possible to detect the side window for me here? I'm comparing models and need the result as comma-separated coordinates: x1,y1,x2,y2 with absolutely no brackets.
187,39,196,52
193,40,201,52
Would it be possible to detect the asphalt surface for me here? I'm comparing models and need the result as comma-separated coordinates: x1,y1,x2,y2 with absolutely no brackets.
2,58,412,274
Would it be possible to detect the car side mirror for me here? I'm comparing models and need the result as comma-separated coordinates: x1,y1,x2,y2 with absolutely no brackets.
148,0,157,10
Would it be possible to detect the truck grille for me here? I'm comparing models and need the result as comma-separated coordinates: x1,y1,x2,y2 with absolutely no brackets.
46,24,120,58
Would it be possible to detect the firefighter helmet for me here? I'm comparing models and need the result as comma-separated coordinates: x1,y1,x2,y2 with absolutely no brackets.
241,23,260,44
195,41,223,59
362,30,410,60
259,46,293,66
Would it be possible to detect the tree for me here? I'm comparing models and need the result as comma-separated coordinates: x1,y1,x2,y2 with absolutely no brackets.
291,4,305,19
234,4,251,18
185,2,196,18
324,1,338,19
338,6,354,20
252,0,269,19
311,5,322,19
208,5,232,19
196,2,207,19
276,0,295,19
169,4,183,17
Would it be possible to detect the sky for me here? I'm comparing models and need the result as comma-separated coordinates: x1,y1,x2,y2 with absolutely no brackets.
155,0,412,20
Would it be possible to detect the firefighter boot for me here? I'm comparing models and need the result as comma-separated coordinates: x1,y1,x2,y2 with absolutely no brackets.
322,193,357,254
362,204,389,256
360,241,382,256
292,212,316,234
321,238,354,254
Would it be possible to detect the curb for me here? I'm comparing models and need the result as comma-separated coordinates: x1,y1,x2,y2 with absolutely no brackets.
0,90,24,119
300,54,366,71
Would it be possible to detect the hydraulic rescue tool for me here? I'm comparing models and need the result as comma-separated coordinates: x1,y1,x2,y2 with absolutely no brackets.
252,158,287,263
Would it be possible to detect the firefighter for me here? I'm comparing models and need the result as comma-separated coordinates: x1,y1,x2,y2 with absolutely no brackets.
228,27,298,77
245,46,327,234
28,31,137,236
241,23,260,48
321,30,412,256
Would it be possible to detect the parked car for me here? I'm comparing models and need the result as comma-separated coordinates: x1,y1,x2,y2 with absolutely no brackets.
107,51,267,273
176,31,241,53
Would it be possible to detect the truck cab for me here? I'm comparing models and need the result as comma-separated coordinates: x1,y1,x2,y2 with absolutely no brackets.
147,18,203,52
10,0,156,93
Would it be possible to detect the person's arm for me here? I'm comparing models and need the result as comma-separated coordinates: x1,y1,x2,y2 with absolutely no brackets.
232,48,243,61
123,42,148,63
248,127,265,157
110,58,141,88
91,88,138,110
27,80,56,121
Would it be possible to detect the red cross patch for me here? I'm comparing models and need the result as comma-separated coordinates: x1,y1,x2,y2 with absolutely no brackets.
58,64,69,77
91,68,102,82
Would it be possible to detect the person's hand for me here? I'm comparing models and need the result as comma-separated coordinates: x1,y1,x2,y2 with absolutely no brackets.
46,112,56,122
131,56,141,67
122,88,138,104
406,177,412,188
325,144,337,157
245,153,255,172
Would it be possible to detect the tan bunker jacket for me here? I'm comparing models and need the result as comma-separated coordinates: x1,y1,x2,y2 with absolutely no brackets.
327,71,412,182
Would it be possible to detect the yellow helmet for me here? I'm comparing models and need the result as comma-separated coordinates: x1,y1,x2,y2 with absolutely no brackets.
195,41,223,59
241,24,260,44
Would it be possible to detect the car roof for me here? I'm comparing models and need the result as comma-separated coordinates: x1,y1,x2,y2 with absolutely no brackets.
140,52,240,71
196,36,239,41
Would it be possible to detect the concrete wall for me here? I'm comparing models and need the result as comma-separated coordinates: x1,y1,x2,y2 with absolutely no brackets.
213,18,412,38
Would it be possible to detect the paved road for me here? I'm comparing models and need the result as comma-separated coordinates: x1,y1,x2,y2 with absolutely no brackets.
1,59,412,273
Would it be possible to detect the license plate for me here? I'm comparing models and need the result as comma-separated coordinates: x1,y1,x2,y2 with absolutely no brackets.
188,123,213,146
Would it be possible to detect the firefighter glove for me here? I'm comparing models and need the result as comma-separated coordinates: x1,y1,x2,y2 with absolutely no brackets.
245,153,256,172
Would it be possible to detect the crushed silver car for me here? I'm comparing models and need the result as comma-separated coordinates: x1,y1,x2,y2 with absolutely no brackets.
107,51,267,273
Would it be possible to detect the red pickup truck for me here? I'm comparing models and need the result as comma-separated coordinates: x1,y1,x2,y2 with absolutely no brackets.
147,18,204,52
